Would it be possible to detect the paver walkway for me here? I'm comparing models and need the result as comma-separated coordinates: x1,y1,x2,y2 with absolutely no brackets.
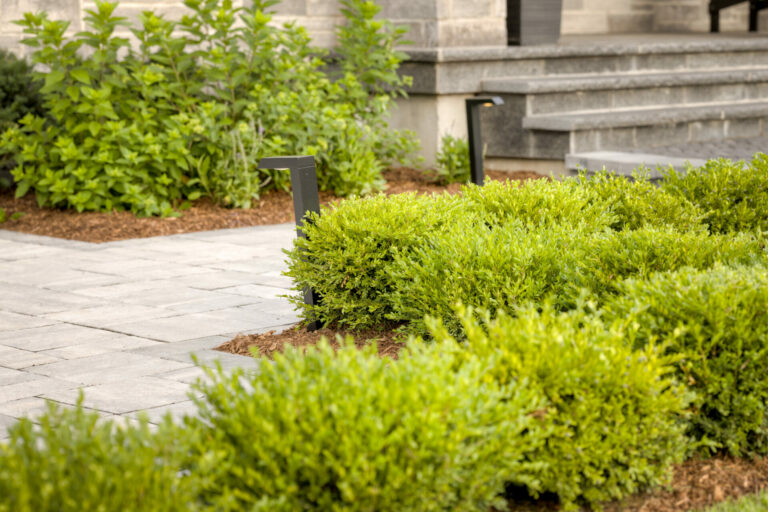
0,223,300,441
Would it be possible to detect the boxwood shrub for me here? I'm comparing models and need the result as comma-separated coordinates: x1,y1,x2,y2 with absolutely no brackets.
0,400,201,512
287,175,733,333
661,154,768,234
190,340,547,511
428,305,690,510
603,264,768,456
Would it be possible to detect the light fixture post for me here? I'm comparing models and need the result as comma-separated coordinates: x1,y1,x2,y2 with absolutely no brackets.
258,155,321,331
465,96,504,186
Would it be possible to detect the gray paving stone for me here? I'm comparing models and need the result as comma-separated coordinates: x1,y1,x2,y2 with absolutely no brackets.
72,280,170,299
108,313,266,342
0,397,65,420
217,283,292,301
40,336,160,360
128,335,230,359
0,311,58,332
0,345,62,369
43,304,178,329
164,271,271,290
0,323,129,352
0,241,65,261
113,287,229,308
0,282,103,315
42,377,193,414
0,413,17,438
27,352,193,385
128,400,198,424
0,377,78,402
163,293,258,314
0,367,39,387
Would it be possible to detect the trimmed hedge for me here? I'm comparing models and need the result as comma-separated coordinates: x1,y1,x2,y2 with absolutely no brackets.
661,154,768,234
0,400,201,512
190,340,547,511
287,174,764,334
604,264,768,456
428,306,690,510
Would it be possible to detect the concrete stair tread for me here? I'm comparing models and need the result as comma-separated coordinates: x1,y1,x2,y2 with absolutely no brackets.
482,67,768,94
523,100,768,131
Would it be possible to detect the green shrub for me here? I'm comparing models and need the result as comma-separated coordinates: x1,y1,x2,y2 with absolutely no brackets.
603,264,768,456
0,49,45,177
434,134,470,184
0,400,201,511
0,50,44,131
285,191,463,329
568,226,763,301
389,221,762,335
190,339,547,511
580,171,705,232
461,178,616,230
287,178,763,332
428,306,690,510
661,155,768,234
0,0,416,216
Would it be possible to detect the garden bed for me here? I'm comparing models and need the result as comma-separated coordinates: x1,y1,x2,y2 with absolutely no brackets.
0,168,543,242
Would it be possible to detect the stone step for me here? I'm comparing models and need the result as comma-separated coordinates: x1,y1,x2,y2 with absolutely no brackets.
482,68,768,114
484,101,768,159
405,36,768,94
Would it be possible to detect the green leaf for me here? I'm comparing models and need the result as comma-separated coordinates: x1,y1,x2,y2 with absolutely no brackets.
70,68,91,85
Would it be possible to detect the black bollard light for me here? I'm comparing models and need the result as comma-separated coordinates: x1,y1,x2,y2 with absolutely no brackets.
466,96,504,186
258,156,321,331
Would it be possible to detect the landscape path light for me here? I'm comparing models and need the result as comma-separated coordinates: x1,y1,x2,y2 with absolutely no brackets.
258,155,321,331
466,96,504,186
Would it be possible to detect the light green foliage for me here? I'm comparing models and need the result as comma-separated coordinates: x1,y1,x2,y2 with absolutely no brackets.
434,134,470,184
190,339,547,511
0,400,201,512
700,491,768,512
284,192,462,329
428,306,690,510
661,155,768,234
287,174,763,332
580,171,705,232
603,264,768,456
389,219,590,335
461,178,615,230
0,49,45,175
392,224,761,336
568,226,763,301
0,0,417,216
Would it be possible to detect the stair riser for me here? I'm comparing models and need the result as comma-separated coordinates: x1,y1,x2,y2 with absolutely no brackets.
484,117,768,159
524,82,768,115
411,51,768,94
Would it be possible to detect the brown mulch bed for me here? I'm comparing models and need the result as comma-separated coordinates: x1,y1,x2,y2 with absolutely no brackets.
215,325,407,360
218,325,768,512
0,168,544,243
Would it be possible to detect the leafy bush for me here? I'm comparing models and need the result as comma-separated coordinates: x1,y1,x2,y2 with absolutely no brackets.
428,306,690,510
0,400,201,511
190,339,547,511
287,177,763,333
434,134,470,184
0,50,44,131
285,192,463,329
603,264,768,456
0,49,45,177
391,222,761,335
0,0,416,216
580,171,705,232
661,155,768,234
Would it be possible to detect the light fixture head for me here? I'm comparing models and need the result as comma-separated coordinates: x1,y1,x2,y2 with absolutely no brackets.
467,96,504,107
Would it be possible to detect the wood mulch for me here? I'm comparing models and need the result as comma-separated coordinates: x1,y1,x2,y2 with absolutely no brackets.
0,168,543,243
218,325,768,512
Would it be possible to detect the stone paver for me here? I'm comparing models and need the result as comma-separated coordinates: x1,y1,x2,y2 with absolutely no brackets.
0,223,300,435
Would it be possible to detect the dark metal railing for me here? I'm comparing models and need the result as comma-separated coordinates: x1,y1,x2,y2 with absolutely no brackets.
710,0,768,32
